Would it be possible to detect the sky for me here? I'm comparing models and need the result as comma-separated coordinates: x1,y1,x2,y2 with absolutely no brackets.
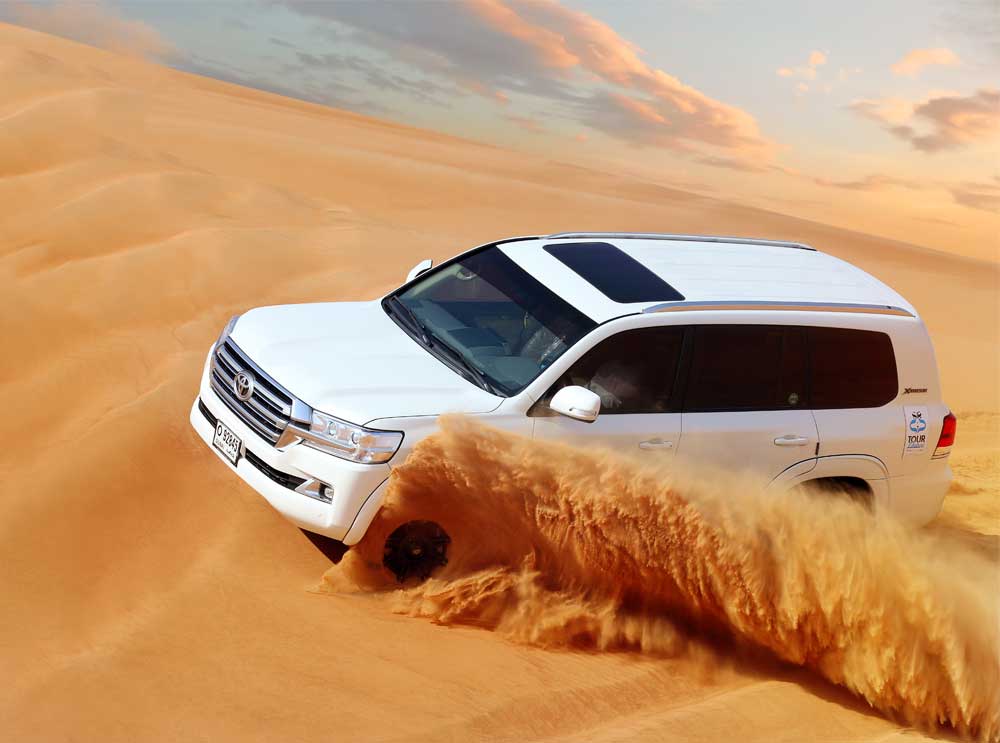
6,0,998,260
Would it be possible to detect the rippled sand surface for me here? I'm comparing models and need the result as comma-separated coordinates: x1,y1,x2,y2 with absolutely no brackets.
2,23,997,743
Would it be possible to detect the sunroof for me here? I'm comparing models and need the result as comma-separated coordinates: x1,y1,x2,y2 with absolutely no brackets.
544,242,685,303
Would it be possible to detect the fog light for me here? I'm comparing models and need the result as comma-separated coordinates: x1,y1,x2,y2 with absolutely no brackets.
319,484,333,503
295,479,333,503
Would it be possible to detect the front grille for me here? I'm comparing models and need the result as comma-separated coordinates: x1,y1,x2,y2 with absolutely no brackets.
209,339,294,444
244,450,307,490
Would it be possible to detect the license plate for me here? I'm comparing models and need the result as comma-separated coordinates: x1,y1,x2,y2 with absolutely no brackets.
213,420,242,465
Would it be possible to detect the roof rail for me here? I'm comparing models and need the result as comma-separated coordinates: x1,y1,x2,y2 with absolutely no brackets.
545,232,816,251
642,300,913,317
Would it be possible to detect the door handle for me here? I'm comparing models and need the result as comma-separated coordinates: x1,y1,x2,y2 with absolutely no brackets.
639,438,674,450
773,435,809,446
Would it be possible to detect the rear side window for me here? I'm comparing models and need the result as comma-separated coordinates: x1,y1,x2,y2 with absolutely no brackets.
534,326,684,414
684,325,807,412
809,327,897,408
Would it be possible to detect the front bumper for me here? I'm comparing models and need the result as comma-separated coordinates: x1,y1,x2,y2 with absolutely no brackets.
189,351,390,542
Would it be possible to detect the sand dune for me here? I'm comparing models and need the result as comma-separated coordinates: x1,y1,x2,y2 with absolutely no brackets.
334,417,998,738
1,23,998,742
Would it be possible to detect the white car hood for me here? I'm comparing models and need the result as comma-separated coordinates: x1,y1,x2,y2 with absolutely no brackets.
229,300,502,424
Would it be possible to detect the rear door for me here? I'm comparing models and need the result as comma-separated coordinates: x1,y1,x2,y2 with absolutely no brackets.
676,325,818,479
808,326,903,470
531,326,684,457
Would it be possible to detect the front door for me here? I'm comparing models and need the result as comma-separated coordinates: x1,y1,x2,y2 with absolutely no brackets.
531,326,684,458
675,324,818,480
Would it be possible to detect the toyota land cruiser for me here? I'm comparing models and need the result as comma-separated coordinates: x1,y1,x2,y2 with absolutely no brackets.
190,233,955,580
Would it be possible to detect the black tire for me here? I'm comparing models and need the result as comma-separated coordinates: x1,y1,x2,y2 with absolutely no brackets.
803,477,873,510
382,520,451,583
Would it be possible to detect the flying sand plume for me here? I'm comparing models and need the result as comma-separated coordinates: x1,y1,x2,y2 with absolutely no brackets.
326,416,999,741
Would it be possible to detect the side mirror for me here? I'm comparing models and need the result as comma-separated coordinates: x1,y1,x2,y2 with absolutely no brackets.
406,259,433,283
549,385,601,423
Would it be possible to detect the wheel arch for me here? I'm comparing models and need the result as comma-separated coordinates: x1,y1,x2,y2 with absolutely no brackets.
770,454,890,510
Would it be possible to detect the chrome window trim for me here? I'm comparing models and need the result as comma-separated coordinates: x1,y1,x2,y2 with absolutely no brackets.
546,232,816,251
641,300,914,317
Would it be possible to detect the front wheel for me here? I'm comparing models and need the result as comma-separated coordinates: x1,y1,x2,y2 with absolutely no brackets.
382,520,451,583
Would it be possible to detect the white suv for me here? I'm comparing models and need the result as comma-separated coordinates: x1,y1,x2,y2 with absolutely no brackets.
190,233,955,580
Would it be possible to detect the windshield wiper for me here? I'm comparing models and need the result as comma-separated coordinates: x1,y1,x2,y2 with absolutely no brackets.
387,296,501,395
387,296,431,346
424,328,502,396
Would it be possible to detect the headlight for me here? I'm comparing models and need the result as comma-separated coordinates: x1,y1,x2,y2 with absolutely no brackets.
217,314,240,347
306,410,403,464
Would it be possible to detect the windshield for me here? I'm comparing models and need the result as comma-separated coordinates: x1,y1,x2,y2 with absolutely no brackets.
385,246,596,396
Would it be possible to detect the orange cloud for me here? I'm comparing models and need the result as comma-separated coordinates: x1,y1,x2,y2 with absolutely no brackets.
851,89,1000,152
278,0,777,165
849,97,915,125
813,174,923,191
466,0,579,71
10,0,173,60
467,0,776,162
891,47,961,77
505,114,545,133
775,50,827,81
808,50,827,67
949,177,1000,212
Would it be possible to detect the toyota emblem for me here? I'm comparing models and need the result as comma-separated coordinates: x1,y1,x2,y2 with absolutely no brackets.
233,370,255,401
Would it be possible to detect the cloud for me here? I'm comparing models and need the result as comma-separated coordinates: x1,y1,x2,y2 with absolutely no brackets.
849,88,1000,152
890,47,961,77
813,174,923,191
915,215,959,227
287,51,457,106
776,50,827,81
949,177,1000,212
838,66,863,82
695,155,767,173
849,97,916,126
808,50,827,67
178,53,389,116
7,0,173,60
505,115,545,133
275,0,777,164
269,37,299,50
943,0,1000,62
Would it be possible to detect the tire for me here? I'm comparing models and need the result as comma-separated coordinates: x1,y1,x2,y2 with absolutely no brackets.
382,520,451,583
803,477,873,510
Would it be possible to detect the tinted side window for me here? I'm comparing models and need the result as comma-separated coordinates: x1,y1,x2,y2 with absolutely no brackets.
535,327,684,415
809,327,897,408
684,326,807,412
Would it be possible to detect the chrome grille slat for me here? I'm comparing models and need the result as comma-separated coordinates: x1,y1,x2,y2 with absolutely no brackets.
223,342,293,407
251,391,284,417
217,345,291,414
214,350,238,379
209,338,298,445
241,389,285,427
210,372,283,434
210,376,282,443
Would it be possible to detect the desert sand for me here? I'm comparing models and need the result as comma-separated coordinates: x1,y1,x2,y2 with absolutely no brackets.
1,23,998,743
